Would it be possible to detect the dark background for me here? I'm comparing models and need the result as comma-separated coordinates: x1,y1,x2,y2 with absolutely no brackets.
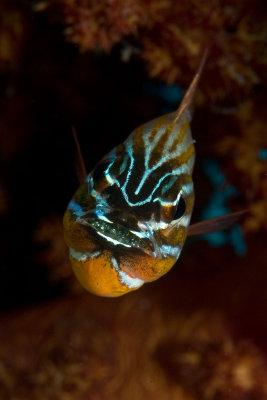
0,1,267,398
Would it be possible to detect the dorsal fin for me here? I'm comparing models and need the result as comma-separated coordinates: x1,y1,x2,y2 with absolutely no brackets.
72,126,87,184
175,48,209,123
187,210,248,236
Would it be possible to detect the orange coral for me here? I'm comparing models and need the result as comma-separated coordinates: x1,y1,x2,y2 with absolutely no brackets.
142,0,267,102
36,0,267,103
36,0,148,51
213,99,267,232
0,295,267,399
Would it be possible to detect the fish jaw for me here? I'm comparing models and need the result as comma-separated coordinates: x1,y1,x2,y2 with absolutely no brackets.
64,211,179,296
63,192,189,296
68,246,179,297
69,248,144,297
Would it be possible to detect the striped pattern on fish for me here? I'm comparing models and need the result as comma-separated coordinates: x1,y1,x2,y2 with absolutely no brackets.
63,51,208,297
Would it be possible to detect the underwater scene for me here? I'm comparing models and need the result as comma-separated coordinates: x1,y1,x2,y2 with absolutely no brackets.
0,0,267,398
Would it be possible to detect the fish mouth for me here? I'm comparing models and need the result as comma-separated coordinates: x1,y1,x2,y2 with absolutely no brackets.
69,247,145,292
85,216,154,254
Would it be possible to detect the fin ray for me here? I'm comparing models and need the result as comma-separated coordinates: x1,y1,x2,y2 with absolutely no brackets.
175,47,209,122
72,126,87,184
187,210,248,236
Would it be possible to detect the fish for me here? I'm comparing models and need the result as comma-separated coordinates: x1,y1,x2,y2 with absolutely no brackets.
63,50,240,297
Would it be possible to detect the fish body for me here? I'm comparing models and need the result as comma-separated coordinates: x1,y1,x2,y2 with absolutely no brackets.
63,53,207,297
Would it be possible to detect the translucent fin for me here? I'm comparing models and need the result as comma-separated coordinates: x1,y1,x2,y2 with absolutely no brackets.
175,47,209,123
187,210,248,237
72,126,87,184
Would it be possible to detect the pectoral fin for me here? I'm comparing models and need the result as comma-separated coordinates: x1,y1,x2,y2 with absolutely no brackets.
187,210,248,236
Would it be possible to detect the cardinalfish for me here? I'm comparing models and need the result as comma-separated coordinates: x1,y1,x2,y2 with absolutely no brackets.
63,50,244,297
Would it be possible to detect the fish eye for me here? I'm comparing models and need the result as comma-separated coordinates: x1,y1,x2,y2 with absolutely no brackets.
173,196,186,220
92,161,111,182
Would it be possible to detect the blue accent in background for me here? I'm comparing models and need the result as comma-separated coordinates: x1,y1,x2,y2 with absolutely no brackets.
143,82,183,113
201,159,246,256
258,148,267,160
